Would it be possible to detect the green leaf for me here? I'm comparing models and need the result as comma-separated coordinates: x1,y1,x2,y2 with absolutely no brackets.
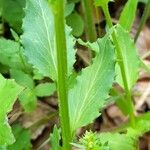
128,112,150,139
0,38,31,72
0,74,23,145
1,0,25,33
110,88,129,115
115,25,140,89
50,126,61,150
80,117,150,150
119,0,138,31
66,11,84,37
99,113,150,150
79,131,135,150
10,70,37,112
22,0,76,80
35,83,56,97
19,88,37,112
33,69,44,80
10,69,34,89
99,132,136,150
69,35,115,136
65,2,75,17
7,124,32,150
0,145,7,150
10,29,20,42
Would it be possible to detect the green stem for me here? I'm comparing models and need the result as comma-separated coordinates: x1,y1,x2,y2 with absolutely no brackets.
134,1,150,42
103,5,135,126
81,0,97,42
53,1,71,150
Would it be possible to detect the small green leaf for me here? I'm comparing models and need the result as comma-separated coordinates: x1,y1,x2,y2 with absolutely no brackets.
50,126,61,150
0,145,7,150
128,112,150,139
10,69,34,89
99,132,135,150
10,70,37,112
79,131,135,150
33,69,44,80
119,0,138,31
35,83,56,97
115,25,140,89
0,38,31,72
110,88,129,115
19,88,37,112
0,74,23,145
10,29,20,42
22,0,76,80
7,124,32,150
65,3,75,17
66,11,84,37
69,35,115,136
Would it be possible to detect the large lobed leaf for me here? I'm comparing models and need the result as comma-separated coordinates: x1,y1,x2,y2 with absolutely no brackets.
69,35,115,136
21,0,76,80
115,25,140,89
0,74,23,145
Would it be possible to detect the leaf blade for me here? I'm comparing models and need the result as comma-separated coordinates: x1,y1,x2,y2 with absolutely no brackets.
119,0,138,31
69,35,115,136
0,74,23,145
115,25,140,89
21,0,76,80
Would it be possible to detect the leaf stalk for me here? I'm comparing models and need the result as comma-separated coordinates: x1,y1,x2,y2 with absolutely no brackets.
102,4,135,127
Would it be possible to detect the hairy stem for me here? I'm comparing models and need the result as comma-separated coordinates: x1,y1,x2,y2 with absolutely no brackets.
134,1,150,42
53,1,71,149
102,5,135,126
